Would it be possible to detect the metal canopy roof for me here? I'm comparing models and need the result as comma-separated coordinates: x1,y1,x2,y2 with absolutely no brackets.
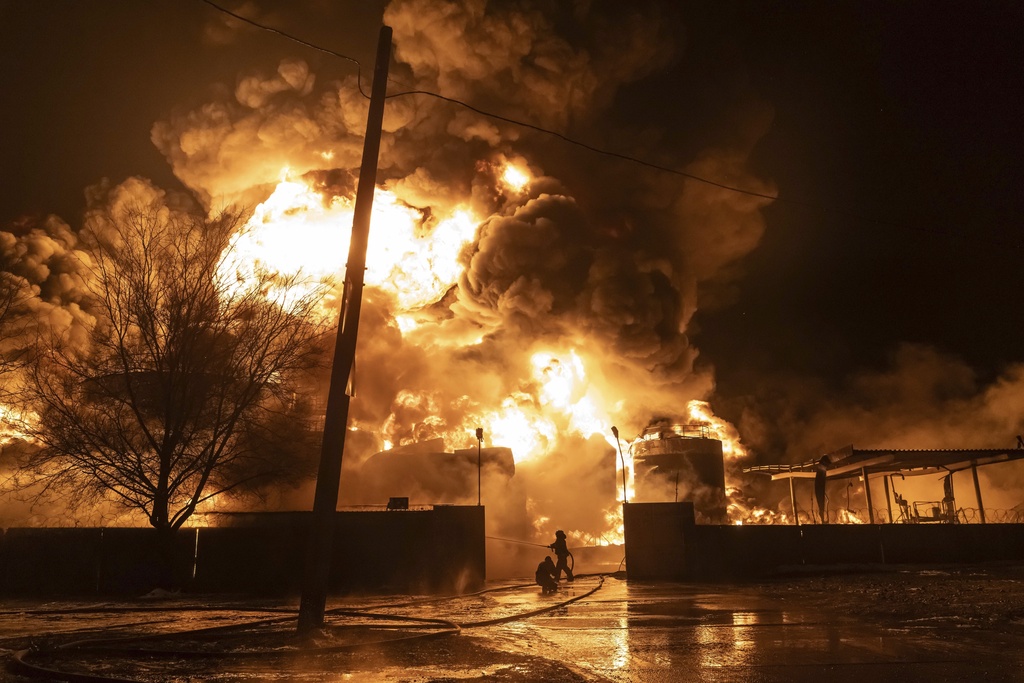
743,444,1024,481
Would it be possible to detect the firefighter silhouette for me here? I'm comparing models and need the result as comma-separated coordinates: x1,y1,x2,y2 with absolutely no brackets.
548,530,574,582
535,556,558,594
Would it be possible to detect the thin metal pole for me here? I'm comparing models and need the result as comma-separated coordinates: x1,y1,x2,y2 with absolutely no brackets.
297,25,392,635
476,427,483,506
611,426,627,503
788,472,799,525
862,467,875,524
883,475,893,524
971,463,986,523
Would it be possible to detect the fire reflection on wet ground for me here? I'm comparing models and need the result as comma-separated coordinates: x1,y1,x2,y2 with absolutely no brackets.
2,567,1023,682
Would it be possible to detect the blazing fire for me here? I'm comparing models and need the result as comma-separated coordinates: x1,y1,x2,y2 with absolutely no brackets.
0,1,783,545
0,155,757,544
216,172,479,318
500,164,530,193
209,161,766,544
214,162,709,544
225,167,632,455
686,400,748,460
0,404,32,446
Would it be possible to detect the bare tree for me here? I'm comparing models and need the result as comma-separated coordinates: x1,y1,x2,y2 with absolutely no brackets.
22,198,331,532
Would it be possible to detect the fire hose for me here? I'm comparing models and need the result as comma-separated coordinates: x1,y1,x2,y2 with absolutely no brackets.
10,537,607,681
7,576,611,683
486,535,575,573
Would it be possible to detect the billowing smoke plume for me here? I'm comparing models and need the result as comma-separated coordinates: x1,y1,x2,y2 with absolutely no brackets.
0,1,779,554
0,215,93,359
143,0,775,554
0,212,93,525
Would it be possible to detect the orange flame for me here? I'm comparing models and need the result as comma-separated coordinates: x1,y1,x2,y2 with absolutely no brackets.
208,164,754,544
686,399,748,460
216,173,479,317
501,164,530,192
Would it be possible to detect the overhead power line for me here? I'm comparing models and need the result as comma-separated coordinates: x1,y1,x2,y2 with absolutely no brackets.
198,0,775,201
196,1,1021,248
199,0,368,97
383,87,779,201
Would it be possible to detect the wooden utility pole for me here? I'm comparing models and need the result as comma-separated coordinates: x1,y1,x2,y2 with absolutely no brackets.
297,25,392,635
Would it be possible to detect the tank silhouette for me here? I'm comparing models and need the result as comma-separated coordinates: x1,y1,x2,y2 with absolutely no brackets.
631,423,727,523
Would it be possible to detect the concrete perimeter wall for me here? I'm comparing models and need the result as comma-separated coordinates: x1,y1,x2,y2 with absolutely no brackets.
0,506,485,597
623,502,1024,580
623,502,694,579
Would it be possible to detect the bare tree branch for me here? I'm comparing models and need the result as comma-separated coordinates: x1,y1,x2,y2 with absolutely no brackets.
19,195,330,530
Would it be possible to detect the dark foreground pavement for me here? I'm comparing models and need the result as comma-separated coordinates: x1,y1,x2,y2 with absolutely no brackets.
1,565,1023,682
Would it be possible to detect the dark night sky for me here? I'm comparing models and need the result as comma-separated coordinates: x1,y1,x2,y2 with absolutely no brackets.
687,2,1024,399
2,1,1022,438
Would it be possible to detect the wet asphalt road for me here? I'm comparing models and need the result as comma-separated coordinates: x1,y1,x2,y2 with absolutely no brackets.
1,572,1023,681
486,577,1024,682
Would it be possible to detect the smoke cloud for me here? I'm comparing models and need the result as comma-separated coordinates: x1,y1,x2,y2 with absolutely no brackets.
3,1,782,555
0,215,93,361
144,0,777,555
2,0,1019,560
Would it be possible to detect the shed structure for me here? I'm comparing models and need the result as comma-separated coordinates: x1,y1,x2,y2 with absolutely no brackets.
744,445,1024,524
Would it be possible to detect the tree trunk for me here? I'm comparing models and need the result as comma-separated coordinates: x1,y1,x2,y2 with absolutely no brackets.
151,482,176,591
151,524,180,592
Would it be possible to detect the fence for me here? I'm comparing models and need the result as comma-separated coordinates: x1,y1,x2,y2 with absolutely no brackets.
0,506,485,597
732,507,1024,525
624,501,1024,580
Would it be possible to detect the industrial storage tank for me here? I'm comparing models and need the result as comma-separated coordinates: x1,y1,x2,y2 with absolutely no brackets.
632,424,727,522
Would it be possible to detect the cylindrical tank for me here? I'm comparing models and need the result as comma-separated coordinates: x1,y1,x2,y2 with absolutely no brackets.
632,424,727,522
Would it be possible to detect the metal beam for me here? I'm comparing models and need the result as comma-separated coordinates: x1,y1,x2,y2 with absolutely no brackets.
883,475,893,524
827,455,895,478
862,467,875,524
971,463,987,524
770,471,817,481
789,476,799,525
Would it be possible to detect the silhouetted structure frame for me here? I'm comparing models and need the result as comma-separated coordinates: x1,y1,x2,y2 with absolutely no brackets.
745,446,1024,524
